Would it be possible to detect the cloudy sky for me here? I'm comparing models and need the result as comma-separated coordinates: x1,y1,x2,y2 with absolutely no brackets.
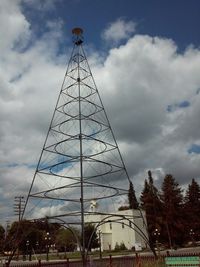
1,0,200,225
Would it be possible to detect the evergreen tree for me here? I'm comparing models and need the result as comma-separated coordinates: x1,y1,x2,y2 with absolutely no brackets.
128,181,139,209
0,225,5,253
140,171,162,245
161,174,184,247
184,178,200,241
140,179,149,209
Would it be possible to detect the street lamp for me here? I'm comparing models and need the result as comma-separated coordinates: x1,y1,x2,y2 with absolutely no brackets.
36,241,39,255
98,230,102,260
189,229,195,245
153,228,160,256
45,232,51,261
26,240,29,260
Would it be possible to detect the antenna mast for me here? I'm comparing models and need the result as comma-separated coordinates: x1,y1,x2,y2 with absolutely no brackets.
23,27,132,267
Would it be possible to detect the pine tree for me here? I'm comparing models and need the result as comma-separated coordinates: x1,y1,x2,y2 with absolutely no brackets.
185,178,200,208
140,171,162,245
128,181,139,209
0,225,5,252
161,174,184,247
184,178,200,241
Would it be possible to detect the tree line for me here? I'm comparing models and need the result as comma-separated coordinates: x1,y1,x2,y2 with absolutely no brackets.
136,171,200,248
0,219,99,256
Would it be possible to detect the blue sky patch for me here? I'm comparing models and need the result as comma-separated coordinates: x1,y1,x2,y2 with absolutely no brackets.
178,101,190,108
167,100,190,112
21,0,200,52
188,144,200,154
2,163,19,168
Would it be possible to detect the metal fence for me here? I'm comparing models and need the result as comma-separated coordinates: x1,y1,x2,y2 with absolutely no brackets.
3,252,200,267
1,255,157,267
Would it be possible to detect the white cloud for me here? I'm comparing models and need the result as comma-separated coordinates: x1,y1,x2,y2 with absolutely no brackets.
102,18,137,44
93,34,200,189
0,0,30,51
0,0,67,222
1,1,200,224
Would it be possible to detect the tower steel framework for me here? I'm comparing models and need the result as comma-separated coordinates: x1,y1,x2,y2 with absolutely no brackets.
22,28,148,266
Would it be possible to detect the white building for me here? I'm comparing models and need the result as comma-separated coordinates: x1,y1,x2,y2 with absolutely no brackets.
85,209,149,251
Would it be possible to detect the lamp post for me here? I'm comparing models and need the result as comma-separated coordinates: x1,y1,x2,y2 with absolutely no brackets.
189,229,195,245
153,228,160,256
26,240,29,260
36,241,39,256
98,230,102,260
45,232,51,261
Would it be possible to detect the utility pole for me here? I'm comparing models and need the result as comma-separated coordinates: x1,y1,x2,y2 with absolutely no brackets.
14,196,25,221
5,220,10,239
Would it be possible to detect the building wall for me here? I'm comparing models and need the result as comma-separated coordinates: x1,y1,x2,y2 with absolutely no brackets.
85,209,148,251
102,233,112,250
111,217,135,250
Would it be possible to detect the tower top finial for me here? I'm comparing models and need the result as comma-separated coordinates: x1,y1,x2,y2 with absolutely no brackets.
72,27,84,45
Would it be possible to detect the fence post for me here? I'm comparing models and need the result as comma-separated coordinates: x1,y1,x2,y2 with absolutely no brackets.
135,253,141,267
66,257,69,267
109,254,112,267
166,251,170,256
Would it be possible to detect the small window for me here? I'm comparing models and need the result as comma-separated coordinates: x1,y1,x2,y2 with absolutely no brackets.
122,223,125,229
109,223,112,230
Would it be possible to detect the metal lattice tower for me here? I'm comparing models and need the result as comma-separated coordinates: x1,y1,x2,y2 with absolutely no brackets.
22,28,136,265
